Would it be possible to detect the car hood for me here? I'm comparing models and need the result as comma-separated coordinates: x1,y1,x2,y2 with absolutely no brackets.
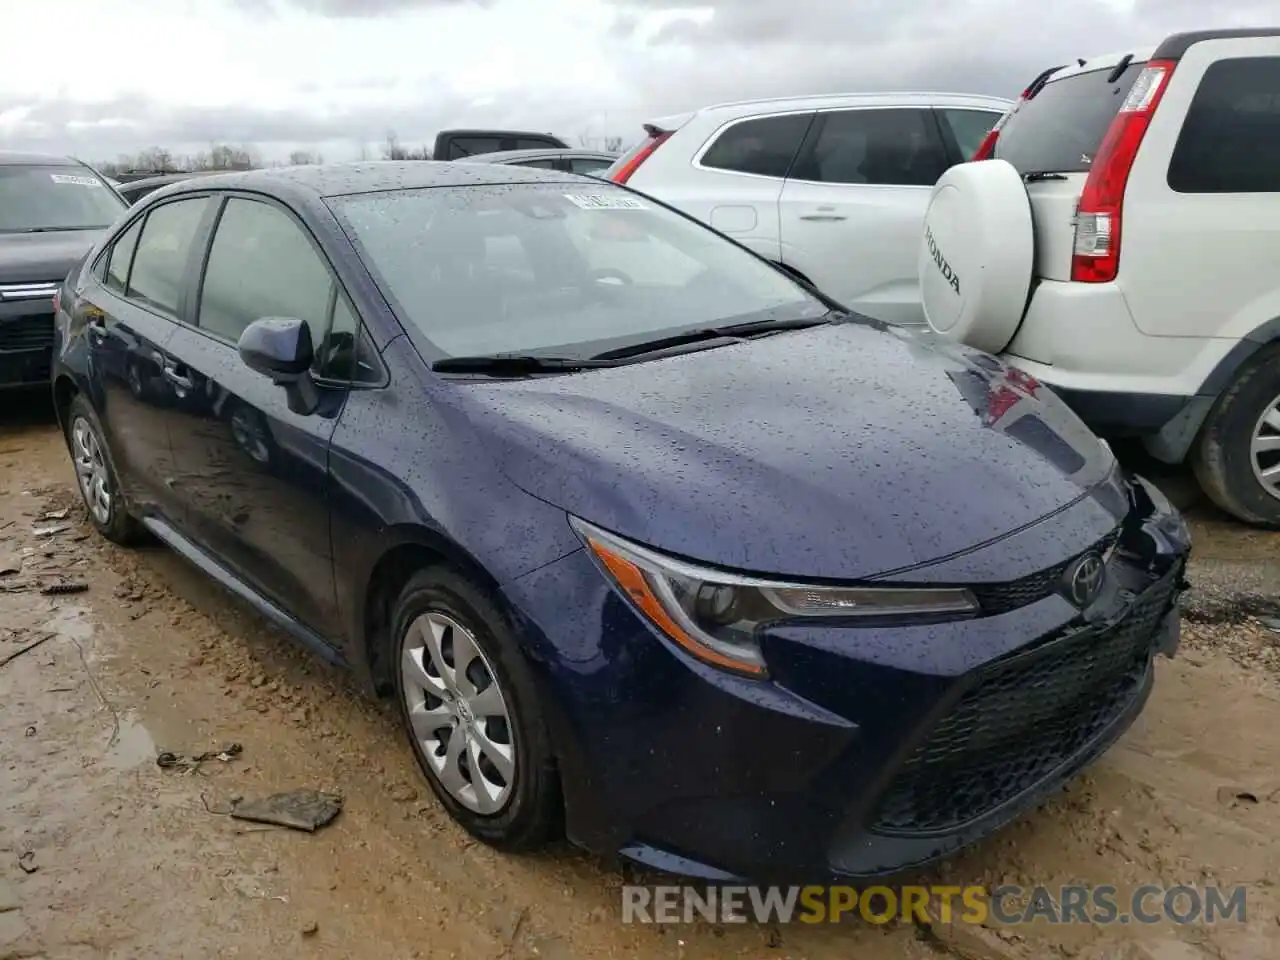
456,321,1122,579
0,229,103,284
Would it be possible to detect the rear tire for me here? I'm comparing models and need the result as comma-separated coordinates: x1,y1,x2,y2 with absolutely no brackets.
390,567,560,850
65,394,145,545
1191,344,1280,527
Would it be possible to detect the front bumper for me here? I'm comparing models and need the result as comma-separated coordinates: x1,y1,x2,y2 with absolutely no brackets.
503,475,1190,882
0,308,55,389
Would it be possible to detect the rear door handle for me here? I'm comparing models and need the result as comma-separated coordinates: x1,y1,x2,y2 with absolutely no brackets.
163,360,194,390
799,214,848,222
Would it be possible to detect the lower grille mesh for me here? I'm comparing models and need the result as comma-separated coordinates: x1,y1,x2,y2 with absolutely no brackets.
872,566,1179,835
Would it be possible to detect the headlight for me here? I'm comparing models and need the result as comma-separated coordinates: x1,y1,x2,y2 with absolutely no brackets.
571,518,978,677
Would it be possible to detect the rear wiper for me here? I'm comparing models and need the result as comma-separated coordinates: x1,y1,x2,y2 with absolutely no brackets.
1107,54,1135,84
431,354,616,375
591,313,836,362
1023,172,1069,182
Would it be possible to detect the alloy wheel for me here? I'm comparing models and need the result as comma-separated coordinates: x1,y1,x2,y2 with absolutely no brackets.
71,417,112,526
400,611,516,814
1251,395,1280,500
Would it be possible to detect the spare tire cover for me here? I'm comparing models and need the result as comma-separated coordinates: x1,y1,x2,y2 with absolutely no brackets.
918,159,1033,355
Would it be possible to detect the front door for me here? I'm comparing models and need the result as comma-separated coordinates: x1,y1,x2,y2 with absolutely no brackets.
79,196,215,519
778,107,952,326
163,195,352,637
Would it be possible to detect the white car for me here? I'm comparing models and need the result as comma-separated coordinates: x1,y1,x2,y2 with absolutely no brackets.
604,92,1010,325
915,27,1280,526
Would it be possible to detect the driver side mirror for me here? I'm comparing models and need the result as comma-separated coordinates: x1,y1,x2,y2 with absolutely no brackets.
238,316,319,415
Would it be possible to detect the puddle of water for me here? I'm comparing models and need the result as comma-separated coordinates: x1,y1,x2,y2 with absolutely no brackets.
103,713,157,770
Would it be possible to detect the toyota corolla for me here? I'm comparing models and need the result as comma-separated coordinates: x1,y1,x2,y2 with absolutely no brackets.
50,162,1190,881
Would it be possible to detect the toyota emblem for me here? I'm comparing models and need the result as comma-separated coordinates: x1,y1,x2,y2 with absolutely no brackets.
1065,552,1106,608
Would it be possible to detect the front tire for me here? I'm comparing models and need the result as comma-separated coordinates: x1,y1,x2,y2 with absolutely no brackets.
1192,344,1280,527
66,394,145,545
390,567,560,850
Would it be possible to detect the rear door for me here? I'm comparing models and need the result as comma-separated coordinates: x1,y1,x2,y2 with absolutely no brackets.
79,196,215,519
778,107,951,324
667,112,815,264
992,59,1148,281
162,194,355,636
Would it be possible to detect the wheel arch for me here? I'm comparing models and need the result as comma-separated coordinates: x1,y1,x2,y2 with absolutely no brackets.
359,526,508,698
1144,316,1280,464
53,374,79,440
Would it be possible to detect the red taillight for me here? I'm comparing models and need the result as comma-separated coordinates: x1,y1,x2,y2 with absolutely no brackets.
972,115,1008,160
1071,59,1175,284
610,130,671,184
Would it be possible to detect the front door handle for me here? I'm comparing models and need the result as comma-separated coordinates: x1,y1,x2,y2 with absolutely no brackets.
799,214,848,222
163,361,194,390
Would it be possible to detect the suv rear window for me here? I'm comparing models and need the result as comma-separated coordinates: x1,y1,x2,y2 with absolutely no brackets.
995,62,1146,175
0,165,126,234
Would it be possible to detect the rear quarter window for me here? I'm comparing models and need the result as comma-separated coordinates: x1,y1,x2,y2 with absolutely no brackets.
698,113,814,179
995,62,1145,174
1167,57,1280,193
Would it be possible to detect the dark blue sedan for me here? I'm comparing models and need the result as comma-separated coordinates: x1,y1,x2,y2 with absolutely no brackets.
50,161,1190,881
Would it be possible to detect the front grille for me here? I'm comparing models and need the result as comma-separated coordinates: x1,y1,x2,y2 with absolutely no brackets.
0,315,55,350
970,528,1121,615
871,565,1180,835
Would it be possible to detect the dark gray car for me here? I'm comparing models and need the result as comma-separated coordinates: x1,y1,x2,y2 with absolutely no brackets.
0,152,127,390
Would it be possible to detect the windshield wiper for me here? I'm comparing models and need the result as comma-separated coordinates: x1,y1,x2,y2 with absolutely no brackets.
431,354,618,375
1023,172,1069,182
590,313,836,362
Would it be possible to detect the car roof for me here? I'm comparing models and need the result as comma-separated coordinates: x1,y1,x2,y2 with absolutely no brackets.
463,148,617,163
155,160,594,202
660,90,1012,124
0,151,83,167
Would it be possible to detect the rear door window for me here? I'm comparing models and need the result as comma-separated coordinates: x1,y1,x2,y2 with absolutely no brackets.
1168,57,1280,193
938,108,1005,161
790,108,950,186
126,197,212,316
994,62,1145,174
570,157,613,175
699,113,814,179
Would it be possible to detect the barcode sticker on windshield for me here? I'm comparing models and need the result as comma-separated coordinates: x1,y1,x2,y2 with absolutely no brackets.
563,194,648,210
50,174,101,187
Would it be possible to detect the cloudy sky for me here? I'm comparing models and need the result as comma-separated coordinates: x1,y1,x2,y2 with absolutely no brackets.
0,0,1271,164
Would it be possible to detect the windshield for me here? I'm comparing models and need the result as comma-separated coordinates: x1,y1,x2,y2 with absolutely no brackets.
329,181,824,360
0,165,126,233
995,61,1145,175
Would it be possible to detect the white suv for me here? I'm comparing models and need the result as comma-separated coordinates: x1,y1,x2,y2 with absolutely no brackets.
604,92,1010,326
916,28,1280,527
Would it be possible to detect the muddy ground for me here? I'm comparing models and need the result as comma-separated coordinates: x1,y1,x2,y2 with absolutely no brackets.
2,400,1280,960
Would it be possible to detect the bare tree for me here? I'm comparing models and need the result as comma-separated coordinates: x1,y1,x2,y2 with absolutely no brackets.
381,130,431,161
288,149,323,165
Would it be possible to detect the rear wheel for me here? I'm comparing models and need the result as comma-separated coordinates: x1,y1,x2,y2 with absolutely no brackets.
1192,344,1280,527
390,567,560,849
66,394,145,545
